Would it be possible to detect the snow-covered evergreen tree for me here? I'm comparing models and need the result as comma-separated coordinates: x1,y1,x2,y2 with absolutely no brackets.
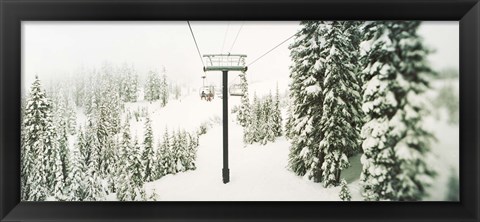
160,70,169,107
260,92,276,145
159,129,176,175
95,104,115,178
21,75,57,200
287,21,326,182
236,72,251,127
116,120,135,201
319,21,363,187
171,130,185,173
185,132,198,170
142,117,156,182
272,83,283,137
339,179,352,201
284,99,295,140
67,130,89,201
65,97,77,135
243,93,260,144
145,70,161,102
52,119,70,199
360,21,435,201
122,137,145,200
119,64,139,102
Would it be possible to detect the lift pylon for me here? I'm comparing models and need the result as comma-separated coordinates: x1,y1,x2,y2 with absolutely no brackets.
202,54,247,184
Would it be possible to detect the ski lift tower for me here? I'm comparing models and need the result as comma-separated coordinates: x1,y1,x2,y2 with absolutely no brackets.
203,54,247,184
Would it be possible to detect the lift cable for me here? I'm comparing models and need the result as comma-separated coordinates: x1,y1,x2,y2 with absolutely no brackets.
228,22,244,53
220,22,230,54
187,21,205,68
247,29,301,67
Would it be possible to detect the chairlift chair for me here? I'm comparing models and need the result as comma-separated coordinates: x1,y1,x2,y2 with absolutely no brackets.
228,84,244,96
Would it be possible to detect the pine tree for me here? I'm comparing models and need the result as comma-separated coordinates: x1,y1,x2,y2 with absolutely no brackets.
142,117,156,182
319,21,363,187
57,119,71,185
145,70,161,101
186,132,198,170
284,99,295,140
171,130,186,173
160,70,169,107
119,64,139,102
360,21,435,201
21,75,57,200
116,120,135,201
272,83,283,137
66,97,77,135
83,119,107,200
236,72,251,127
51,119,70,200
130,138,144,188
160,129,175,175
67,134,88,201
123,137,145,201
287,21,326,181
339,179,352,201
243,93,260,144
95,105,113,177
261,92,276,144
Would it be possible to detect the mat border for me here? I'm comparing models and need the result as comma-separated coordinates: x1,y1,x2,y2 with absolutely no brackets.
1,0,479,221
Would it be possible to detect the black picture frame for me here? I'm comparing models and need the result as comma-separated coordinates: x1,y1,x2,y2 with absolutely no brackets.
1,0,478,221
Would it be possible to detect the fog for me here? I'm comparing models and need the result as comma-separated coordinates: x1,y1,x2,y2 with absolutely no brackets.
22,21,459,95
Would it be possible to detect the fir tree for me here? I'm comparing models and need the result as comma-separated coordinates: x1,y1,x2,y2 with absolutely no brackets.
272,83,283,137
284,99,295,140
160,129,175,175
119,64,139,102
339,179,352,201
145,70,161,101
243,93,260,144
360,21,435,201
319,21,363,187
236,72,251,127
124,137,146,201
287,21,326,182
142,117,156,182
57,119,71,185
21,75,57,200
261,92,276,145
67,138,88,201
130,138,144,188
51,119,70,200
116,120,135,201
160,70,169,107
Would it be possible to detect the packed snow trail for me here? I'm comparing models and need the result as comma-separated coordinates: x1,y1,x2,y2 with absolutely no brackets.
135,84,456,201
143,95,351,201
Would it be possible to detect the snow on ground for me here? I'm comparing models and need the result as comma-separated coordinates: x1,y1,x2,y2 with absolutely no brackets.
138,79,458,201
99,79,458,201
140,94,359,201
145,119,343,201
124,92,222,147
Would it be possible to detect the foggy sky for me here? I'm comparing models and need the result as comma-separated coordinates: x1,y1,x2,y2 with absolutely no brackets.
22,21,459,96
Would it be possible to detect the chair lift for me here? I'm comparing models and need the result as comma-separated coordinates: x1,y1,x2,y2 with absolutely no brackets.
199,74,209,100
228,73,244,97
229,84,243,96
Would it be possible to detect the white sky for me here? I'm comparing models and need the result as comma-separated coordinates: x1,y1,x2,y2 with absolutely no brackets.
22,21,459,96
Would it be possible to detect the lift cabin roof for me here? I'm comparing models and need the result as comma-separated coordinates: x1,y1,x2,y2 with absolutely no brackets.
203,54,247,72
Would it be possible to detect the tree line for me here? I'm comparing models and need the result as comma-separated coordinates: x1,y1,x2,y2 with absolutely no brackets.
285,21,435,201
21,63,198,201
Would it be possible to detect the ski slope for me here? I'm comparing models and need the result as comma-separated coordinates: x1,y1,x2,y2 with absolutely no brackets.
130,83,457,201
145,116,347,201
135,93,353,201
